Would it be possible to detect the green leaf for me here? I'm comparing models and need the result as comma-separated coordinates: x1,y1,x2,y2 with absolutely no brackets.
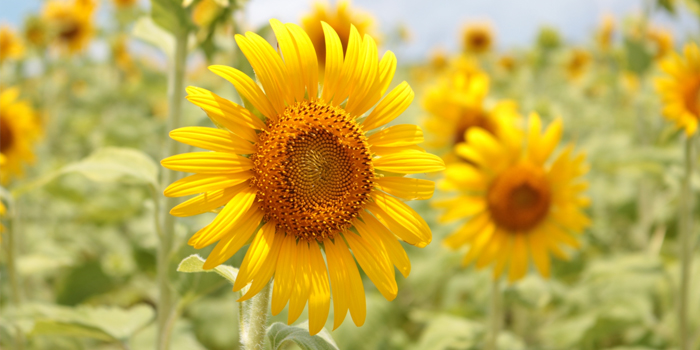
177,254,239,285
28,304,154,342
151,0,194,35
624,38,653,75
61,147,159,187
266,322,339,350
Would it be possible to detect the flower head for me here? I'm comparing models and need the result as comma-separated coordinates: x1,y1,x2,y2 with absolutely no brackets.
438,114,589,282
596,14,615,51
43,0,96,54
0,26,25,64
0,87,41,185
162,19,444,335
462,22,494,54
655,43,700,135
112,0,138,9
565,48,591,81
302,1,377,65
647,26,674,60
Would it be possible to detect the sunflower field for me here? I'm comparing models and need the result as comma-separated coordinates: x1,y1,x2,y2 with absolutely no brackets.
1,0,700,349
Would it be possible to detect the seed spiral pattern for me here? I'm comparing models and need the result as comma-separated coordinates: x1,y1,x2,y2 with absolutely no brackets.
251,100,374,241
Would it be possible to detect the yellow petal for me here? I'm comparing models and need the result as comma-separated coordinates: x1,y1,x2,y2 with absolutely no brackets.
286,23,319,99
164,173,253,198
368,192,432,247
362,81,414,131
169,126,255,154
528,229,551,278
357,212,411,277
161,152,253,174
443,211,492,249
373,150,445,174
186,86,264,142
288,241,311,325
346,34,379,116
202,204,264,269
438,196,486,223
270,19,305,102
320,21,344,103
374,177,434,200
189,187,258,248
367,125,424,148
207,65,278,120
326,238,366,327
343,230,398,301
507,234,529,282
233,221,276,291
271,234,298,315
235,33,290,113
169,185,242,217
238,229,284,301
307,243,331,336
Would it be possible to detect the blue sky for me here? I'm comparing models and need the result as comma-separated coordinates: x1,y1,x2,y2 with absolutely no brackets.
2,0,698,60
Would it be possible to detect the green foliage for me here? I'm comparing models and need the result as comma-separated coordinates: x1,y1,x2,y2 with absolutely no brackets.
266,322,339,350
177,254,239,285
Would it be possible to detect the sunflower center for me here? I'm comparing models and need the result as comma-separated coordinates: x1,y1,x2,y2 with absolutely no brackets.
470,33,487,49
59,21,81,42
0,117,14,155
684,77,700,117
454,108,495,145
251,100,374,241
487,162,551,232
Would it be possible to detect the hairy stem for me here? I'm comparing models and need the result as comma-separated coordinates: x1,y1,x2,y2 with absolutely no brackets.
241,283,271,350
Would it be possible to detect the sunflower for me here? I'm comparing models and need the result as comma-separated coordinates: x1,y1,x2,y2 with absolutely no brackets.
422,58,518,158
647,26,674,60
111,0,138,9
596,14,614,51
301,1,376,66
161,19,445,335
43,0,96,54
655,43,700,135
192,0,223,28
462,23,494,54
429,48,448,72
565,48,591,81
0,87,41,185
0,26,25,64
438,113,590,282
24,17,48,48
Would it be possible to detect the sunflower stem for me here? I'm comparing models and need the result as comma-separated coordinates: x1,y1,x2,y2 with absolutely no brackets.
485,277,502,350
5,200,21,306
156,31,188,350
679,133,695,350
241,282,271,350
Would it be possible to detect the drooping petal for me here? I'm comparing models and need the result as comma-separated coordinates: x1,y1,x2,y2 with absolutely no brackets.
189,187,258,248
271,234,298,315
234,221,277,291
203,204,264,269
357,212,411,277
343,231,398,301
325,238,366,327
287,241,311,324
307,243,331,336
367,192,432,247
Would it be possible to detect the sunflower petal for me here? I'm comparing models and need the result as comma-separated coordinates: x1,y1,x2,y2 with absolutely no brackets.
207,65,278,120
357,212,411,277
233,221,276,291
373,150,445,174
169,185,243,217
362,81,413,131
368,192,431,247
367,125,424,148
374,177,434,200
271,234,298,315
164,173,253,198
203,204,264,269
189,187,258,248
170,127,255,154
343,230,398,301
326,238,366,327
161,152,253,174
307,243,331,336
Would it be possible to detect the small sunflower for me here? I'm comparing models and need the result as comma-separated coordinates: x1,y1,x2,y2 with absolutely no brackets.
24,17,48,48
429,48,448,72
43,0,96,54
596,14,615,51
301,1,376,65
0,87,41,185
0,26,25,64
162,19,444,335
655,43,700,135
497,54,516,73
647,26,674,60
565,48,591,81
438,113,590,282
462,23,494,54
112,35,138,78
192,0,223,28
111,0,138,9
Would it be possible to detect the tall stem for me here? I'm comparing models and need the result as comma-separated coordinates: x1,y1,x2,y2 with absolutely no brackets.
485,278,501,350
5,206,20,306
156,32,188,350
241,282,271,350
678,134,695,350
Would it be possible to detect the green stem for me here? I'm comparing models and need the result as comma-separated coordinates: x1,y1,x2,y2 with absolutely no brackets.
241,282,271,350
5,205,20,306
485,278,501,350
679,134,695,350
156,31,188,350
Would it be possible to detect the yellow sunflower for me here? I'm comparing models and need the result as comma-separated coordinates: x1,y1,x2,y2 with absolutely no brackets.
422,58,518,159
24,17,48,48
0,25,25,64
462,23,494,54
301,1,376,66
596,14,615,51
438,113,590,282
565,48,591,81
161,19,445,335
647,26,674,60
111,0,138,9
0,87,41,185
43,0,96,54
655,43,700,135
192,0,223,28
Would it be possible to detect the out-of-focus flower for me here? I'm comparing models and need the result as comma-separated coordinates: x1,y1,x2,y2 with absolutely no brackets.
0,26,25,64
536,26,561,51
462,22,493,54
24,17,48,48
438,113,590,282
161,19,444,335
655,43,700,135
497,54,517,73
112,35,139,78
647,26,674,60
302,1,377,65
429,48,448,71
192,0,223,28
0,87,41,185
112,0,138,9
565,48,591,81
596,14,615,51
43,0,97,54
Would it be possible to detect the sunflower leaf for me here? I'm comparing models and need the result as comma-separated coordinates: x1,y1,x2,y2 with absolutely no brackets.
151,0,194,36
60,147,159,188
177,254,239,285
266,321,339,350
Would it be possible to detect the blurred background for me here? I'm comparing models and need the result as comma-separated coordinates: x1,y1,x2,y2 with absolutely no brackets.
1,0,700,349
